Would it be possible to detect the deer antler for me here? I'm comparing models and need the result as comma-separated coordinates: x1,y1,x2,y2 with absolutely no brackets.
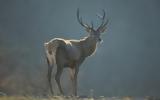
77,8,93,30
97,9,109,32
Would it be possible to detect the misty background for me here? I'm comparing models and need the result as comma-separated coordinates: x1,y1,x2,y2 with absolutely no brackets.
0,0,160,97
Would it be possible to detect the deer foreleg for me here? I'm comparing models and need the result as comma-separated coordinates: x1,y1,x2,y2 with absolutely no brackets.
70,67,79,96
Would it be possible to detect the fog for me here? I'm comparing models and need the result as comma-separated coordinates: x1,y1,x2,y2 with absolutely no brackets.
0,0,160,97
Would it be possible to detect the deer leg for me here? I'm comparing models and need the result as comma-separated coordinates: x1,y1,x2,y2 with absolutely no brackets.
55,67,64,95
46,57,54,95
70,67,79,96
74,69,78,96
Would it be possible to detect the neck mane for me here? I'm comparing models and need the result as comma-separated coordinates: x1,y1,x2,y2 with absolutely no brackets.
80,36,97,57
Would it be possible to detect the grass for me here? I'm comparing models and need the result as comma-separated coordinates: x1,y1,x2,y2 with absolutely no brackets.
0,96,43,100
0,96,95,100
0,96,158,100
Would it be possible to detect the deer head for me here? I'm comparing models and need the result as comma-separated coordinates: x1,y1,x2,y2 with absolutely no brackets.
77,8,109,42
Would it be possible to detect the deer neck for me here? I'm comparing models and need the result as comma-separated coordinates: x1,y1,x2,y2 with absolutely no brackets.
81,36,97,57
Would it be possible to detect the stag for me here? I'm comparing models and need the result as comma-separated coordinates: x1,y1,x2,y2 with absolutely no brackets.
44,9,108,96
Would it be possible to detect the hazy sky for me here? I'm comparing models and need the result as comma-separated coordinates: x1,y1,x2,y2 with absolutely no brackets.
0,0,160,97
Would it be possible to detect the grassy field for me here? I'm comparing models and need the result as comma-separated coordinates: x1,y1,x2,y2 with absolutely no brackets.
0,96,131,100
0,96,93,100
0,96,158,100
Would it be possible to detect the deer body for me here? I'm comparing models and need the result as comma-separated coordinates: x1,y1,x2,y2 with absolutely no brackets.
45,37,97,66
44,9,108,96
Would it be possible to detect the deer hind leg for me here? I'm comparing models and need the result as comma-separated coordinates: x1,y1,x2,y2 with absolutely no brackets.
55,67,64,95
46,57,54,95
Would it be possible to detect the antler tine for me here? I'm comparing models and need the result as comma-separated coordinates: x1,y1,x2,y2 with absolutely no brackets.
102,9,105,20
102,18,109,28
97,9,109,32
96,9,105,28
77,8,90,29
91,21,94,29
